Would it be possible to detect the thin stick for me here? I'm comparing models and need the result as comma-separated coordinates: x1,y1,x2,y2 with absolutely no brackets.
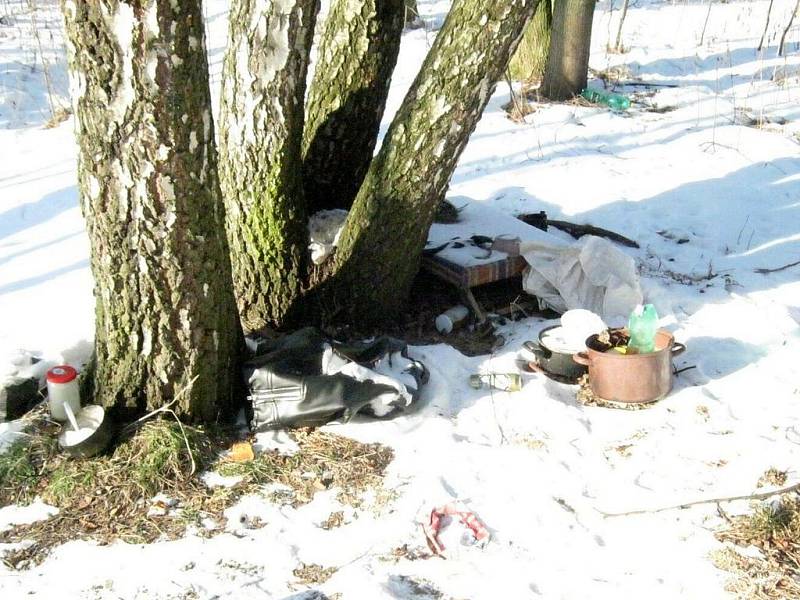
758,0,775,52
779,0,800,56
614,0,630,52
120,375,199,435
754,259,800,274
699,0,713,46
601,481,800,518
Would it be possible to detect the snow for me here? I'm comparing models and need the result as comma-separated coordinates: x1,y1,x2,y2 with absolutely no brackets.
2,0,800,597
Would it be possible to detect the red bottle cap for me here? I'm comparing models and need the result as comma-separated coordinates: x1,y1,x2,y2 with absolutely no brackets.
47,365,78,384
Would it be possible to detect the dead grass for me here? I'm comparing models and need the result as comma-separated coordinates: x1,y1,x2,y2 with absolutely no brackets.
0,414,394,570
293,563,338,585
714,491,800,599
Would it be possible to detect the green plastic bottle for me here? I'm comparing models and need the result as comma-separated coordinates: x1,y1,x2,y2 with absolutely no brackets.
581,88,631,111
627,304,658,354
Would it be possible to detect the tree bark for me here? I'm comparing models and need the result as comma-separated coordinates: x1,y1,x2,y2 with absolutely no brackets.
218,0,319,331
509,0,552,82
302,0,404,213
61,0,241,422
321,0,540,323
404,0,419,25
540,0,595,100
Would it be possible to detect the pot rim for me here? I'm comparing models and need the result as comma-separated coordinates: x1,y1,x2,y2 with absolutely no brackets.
537,324,587,356
582,329,676,359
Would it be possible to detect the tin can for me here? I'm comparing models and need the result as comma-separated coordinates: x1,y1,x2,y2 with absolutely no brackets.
468,373,522,392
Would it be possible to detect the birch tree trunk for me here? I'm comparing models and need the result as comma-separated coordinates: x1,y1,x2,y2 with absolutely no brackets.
541,0,595,100
509,0,552,82
61,0,240,422
218,0,319,331
302,0,404,213
321,0,539,322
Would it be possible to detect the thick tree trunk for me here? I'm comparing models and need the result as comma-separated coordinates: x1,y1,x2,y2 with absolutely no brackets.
509,0,552,82
322,0,539,323
61,0,241,422
302,0,404,213
218,0,319,331
541,0,595,100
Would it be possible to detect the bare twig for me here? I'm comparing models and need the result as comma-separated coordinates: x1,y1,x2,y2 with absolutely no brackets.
754,259,800,274
758,0,775,52
779,0,800,56
601,481,800,518
120,375,200,435
614,0,630,52
699,0,713,46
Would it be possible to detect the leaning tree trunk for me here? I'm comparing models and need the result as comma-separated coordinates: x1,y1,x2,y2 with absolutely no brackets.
219,0,319,331
509,0,553,81
61,0,241,422
540,0,595,100
302,0,404,213
321,0,540,323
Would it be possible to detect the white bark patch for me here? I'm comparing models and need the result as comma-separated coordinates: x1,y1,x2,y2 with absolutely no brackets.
63,0,76,19
157,144,170,162
179,308,191,337
181,114,189,124
106,3,136,129
157,174,176,210
141,326,153,356
87,175,101,200
189,131,198,153
138,255,149,273
430,96,450,122
171,54,184,67
188,36,199,50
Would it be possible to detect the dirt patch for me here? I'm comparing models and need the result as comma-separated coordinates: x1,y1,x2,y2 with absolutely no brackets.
713,492,800,599
0,413,394,570
322,270,547,357
293,563,338,585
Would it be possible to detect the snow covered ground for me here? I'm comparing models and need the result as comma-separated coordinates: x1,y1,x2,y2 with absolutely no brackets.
2,0,800,597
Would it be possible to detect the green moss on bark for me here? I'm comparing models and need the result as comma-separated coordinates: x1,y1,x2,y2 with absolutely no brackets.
61,0,241,422
218,0,319,331
322,0,539,323
302,0,404,213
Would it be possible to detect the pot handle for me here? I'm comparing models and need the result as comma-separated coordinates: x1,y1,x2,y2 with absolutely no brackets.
671,342,686,357
572,352,591,366
524,341,551,360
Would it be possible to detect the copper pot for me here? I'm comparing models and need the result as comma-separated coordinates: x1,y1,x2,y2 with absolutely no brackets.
573,330,686,404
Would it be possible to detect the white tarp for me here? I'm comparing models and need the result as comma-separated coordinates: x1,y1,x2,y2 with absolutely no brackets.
520,235,643,324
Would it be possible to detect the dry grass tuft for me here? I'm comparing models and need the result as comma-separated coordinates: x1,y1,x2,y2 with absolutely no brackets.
293,563,338,585
714,493,800,599
0,416,393,570
217,429,394,507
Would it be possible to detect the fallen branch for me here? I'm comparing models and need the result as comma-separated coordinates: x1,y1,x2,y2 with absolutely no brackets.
601,481,800,518
754,259,800,274
547,219,640,248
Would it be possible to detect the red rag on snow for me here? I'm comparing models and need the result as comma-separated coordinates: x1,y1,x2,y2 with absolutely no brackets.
423,501,490,556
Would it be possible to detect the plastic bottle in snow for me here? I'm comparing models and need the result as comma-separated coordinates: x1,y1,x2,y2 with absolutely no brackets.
627,304,658,354
581,88,631,111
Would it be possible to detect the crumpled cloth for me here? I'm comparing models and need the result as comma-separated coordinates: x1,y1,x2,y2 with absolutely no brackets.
423,501,490,557
521,235,643,323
